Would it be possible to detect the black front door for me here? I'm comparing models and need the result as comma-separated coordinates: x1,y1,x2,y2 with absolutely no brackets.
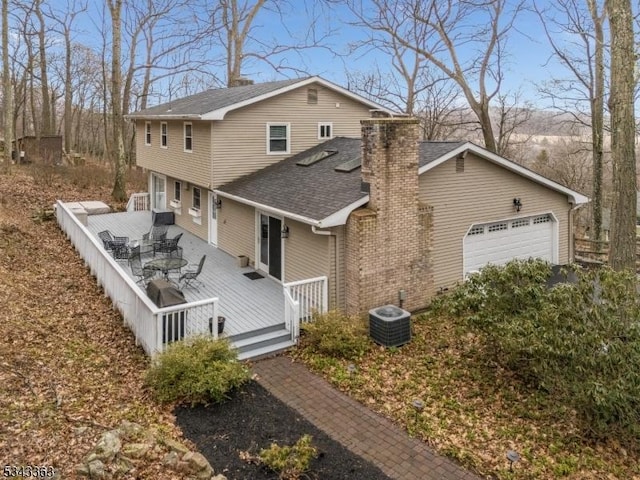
259,214,282,280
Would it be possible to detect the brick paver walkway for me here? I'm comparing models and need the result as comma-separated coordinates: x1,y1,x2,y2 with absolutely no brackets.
252,356,481,480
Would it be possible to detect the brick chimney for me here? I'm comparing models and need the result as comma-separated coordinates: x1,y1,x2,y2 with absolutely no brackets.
228,76,254,87
345,117,433,314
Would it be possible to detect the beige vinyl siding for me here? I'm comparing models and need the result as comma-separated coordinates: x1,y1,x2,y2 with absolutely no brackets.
284,220,330,283
136,120,212,187
164,175,209,239
211,84,371,186
419,153,572,290
217,198,256,264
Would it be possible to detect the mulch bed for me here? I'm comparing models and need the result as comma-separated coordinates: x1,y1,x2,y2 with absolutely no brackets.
175,381,391,480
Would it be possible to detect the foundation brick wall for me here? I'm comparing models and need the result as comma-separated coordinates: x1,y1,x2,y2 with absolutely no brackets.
345,117,434,314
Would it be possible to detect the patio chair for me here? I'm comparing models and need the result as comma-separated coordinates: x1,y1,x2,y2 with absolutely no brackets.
110,236,130,261
98,230,115,250
179,255,206,290
129,251,156,285
142,225,168,242
153,233,183,257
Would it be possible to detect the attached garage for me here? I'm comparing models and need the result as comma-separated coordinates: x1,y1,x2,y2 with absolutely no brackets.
463,213,557,276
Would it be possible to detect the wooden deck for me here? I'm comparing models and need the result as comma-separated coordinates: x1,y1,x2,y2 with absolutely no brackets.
87,210,285,337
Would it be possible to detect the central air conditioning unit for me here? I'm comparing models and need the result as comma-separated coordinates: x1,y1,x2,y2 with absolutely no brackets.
369,305,411,347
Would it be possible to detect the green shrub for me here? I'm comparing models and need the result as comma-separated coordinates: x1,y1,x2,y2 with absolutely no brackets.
259,434,318,480
444,260,640,443
300,310,371,360
145,336,249,405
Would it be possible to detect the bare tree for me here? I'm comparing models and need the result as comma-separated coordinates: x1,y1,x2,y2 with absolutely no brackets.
107,0,127,201
214,0,337,86
44,0,88,154
606,0,636,271
2,0,12,166
343,0,524,153
534,0,607,241
494,90,533,158
34,0,53,135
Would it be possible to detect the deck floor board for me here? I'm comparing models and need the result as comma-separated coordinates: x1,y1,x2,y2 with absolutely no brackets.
87,211,284,337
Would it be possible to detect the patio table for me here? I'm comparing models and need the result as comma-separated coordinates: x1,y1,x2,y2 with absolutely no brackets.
144,257,188,282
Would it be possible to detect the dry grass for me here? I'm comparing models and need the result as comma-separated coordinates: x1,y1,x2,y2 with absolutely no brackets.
0,164,192,478
294,311,640,480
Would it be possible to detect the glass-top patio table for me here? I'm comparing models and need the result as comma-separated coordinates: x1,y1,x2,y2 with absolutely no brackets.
144,257,188,281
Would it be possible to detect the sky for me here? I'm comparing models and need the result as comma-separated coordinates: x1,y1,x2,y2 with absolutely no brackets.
13,0,600,110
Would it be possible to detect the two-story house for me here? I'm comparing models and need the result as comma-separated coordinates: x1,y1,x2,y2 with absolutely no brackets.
129,77,588,315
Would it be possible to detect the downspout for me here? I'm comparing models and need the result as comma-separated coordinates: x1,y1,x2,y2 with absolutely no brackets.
311,225,336,312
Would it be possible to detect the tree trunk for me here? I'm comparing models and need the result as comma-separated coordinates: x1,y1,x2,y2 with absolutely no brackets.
607,0,637,272
63,27,73,153
588,0,605,242
35,0,52,136
109,0,127,201
2,0,12,166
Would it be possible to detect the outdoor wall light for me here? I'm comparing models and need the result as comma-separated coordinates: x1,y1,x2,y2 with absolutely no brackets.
214,198,222,209
513,198,522,212
281,225,289,238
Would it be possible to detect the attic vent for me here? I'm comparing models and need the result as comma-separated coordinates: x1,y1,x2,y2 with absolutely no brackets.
334,158,361,172
307,88,318,104
456,155,465,172
296,149,337,166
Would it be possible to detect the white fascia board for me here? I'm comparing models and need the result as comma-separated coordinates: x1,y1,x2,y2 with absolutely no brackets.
201,76,396,120
317,196,370,228
214,190,321,226
125,113,203,120
419,142,590,205
215,189,370,228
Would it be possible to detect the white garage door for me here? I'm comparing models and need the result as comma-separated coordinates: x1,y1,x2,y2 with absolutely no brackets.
464,214,555,275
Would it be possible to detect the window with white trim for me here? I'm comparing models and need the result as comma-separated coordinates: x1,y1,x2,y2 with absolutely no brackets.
193,187,201,210
144,122,151,146
488,223,508,232
468,225,484,235
511,218,530,228
160,122,168,148
184,122,193,152
267,123,290,154
174,181,181,202
318,122,333,139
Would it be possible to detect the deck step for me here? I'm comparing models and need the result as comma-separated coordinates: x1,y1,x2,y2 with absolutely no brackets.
237,340,296,361
228,323,286,342
232,328,292,353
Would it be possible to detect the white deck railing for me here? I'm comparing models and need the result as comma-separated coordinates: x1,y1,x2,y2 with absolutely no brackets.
283,276,328,341
283,288,300,342
127,192,150,212
55,200,219,355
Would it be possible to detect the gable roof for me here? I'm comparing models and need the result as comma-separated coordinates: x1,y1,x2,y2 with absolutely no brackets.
127,76,395,120
216,139,588,228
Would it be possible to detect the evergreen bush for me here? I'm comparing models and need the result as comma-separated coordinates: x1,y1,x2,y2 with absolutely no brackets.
445,259,640,442
300,310,371,360
145,336,249,405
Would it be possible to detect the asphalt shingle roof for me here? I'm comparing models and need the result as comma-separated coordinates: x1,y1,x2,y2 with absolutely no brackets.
130,78,309,118
218,139,466,223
